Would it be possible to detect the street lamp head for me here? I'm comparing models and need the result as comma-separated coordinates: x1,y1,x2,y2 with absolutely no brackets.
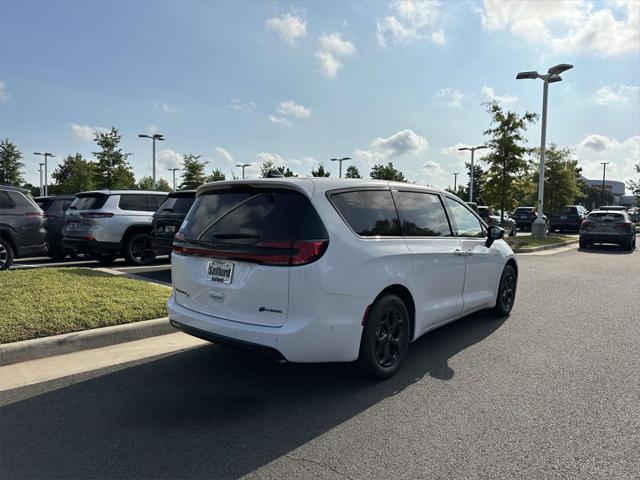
548,63,573,75
516,71,539,80
547,74,563,83
475,145,487,150
152,134,165,141
138,134,151,139
236,163,250,168
458,147,470,151
34,152,42,155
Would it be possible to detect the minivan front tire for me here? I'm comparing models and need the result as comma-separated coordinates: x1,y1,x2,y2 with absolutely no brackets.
358,294,410,380
0,238,14,270
494,265,517,316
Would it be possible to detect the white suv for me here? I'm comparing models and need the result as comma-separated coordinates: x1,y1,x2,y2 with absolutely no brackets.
62,190,167,265
168,178,518,378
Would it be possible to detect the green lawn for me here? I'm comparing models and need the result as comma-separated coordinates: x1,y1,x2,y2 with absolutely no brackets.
0,268,171,343
506,234,577,249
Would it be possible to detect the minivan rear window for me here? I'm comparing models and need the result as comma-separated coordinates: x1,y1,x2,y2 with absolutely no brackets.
72,194,108,210
180,188,327,247
157,195,196,214
330,190,400,237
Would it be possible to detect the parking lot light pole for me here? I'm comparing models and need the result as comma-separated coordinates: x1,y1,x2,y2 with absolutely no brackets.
458,146,486,203
330,157,351,178
516,63,573,239
138,133,165,190
38,163,44,196
453,172,459,193
235,163,250,179
168,168,181,191
601,162,610,205
33,152,54,196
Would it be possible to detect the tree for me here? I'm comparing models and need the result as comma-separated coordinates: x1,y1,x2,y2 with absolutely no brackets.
0,139,24,186
455,163,485,202
260,160,297,177
50,153,96,194
481,102,537,219
578,185,613,210
206,169,226,182
627,163,640,200
179,154,207,189
345,165,362,178
528,144,582,214
92,127,135,189
311,163,330,177
370,162,407,182
137,175,171,191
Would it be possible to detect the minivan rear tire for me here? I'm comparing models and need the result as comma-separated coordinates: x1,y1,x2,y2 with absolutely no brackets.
124,233,156,266
0,238,14,270
357,294,410,380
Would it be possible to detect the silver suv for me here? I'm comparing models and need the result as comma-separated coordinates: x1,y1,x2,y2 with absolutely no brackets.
62,190,167,265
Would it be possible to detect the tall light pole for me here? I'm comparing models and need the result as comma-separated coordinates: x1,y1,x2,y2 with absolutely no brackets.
330,157,351,178
516,63,573,239
38,163,45,196
458,145,486,203
138,133,165,190
236,163,250,179
453,172,459,193
33,152,54,196
601,162,610,205
168,168,181,191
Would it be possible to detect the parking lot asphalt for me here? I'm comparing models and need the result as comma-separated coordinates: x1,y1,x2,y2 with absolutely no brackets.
1,244,639,479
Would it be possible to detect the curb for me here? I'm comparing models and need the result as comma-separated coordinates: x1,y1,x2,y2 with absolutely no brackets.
513,239,579,253
0,317,175,366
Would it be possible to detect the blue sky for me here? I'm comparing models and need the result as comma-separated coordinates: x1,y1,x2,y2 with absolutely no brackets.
1,0,639,190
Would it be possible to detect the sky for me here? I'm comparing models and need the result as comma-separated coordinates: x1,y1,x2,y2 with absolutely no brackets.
1,0,639,191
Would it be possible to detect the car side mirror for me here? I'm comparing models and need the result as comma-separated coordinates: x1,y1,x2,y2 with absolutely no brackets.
486,225,504,247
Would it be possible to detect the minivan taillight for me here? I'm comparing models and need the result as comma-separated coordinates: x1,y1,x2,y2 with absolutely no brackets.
80,212,114,218
290,240,329,265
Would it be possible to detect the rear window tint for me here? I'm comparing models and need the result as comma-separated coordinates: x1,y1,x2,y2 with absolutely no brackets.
561,207,578,214
7,191,36,209
119,194,152,211
149,195,165,211
0,191,13,209
331,190,400,236
72,194,108,210
589,212,625,221
514,208,534,213
157,195,196,214
180,188,327,246
393,191,451,237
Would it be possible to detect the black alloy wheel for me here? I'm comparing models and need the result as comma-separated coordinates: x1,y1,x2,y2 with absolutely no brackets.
125,233,156,265
494,265,517,316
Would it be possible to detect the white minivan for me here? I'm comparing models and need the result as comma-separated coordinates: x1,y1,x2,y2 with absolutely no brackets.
168,178,518,378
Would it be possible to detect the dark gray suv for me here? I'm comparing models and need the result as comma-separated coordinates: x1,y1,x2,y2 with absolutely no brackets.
0,185,47,270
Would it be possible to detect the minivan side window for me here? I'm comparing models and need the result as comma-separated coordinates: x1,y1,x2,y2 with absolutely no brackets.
393,191,452,237
331,190,400,236
119,194,151,211
444,197,484,238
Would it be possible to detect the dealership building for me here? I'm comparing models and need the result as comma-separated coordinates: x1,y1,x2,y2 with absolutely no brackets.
582,177,635,206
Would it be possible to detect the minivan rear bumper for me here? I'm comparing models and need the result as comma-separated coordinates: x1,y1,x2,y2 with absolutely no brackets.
167,294,363,363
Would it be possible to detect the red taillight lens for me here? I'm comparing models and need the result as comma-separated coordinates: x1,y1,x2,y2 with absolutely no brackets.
80,212,114,218
290,240,329,265
581,220,594,231
25,211,43,218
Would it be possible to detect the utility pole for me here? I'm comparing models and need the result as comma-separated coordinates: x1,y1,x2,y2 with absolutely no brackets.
33,152,54,196
168,168,181,191
138,133,165,190
38,163,44,196
453,172,459,193
330,157,351,178
235,163,250,179
601,162,610,206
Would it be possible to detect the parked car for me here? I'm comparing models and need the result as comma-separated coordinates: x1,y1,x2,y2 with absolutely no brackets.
34,195,75,259
627,207,640,223
168,178,518,379
61,190,168,265
0,185,47,270
477,206,517,236
151,190,196,256
579,210,637,251
513,206,547,231
597,205,627,211
549,205,588,233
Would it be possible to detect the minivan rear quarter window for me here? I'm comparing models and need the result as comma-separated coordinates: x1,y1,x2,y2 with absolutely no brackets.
393,191,452,237
331,190,400,236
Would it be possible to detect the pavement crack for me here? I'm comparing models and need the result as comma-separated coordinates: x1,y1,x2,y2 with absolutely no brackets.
284,453,355,480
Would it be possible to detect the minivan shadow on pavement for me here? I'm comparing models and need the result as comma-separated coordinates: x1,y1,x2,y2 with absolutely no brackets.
0,311,506,480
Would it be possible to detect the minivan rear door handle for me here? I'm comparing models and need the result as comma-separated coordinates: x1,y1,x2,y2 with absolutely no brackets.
453,249,473,257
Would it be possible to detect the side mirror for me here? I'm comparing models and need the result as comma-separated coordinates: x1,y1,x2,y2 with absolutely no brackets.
486,225,504,247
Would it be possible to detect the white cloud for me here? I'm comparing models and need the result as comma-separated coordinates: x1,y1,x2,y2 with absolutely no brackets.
153,101,175,113
229,98,256,114
377,0,446,48
481,85,517,104
315,33,356,78
440,143,490,162
576,134,640,185
268,115,292,127
0,81,8,103
354,129,428,163
480,0,640,57
146,124,161,134
156,148,183,170
590,84,640,106
433,88,464,108
266,12,307,46
277,100,312,118
214,147,233,164
69,123,106,141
